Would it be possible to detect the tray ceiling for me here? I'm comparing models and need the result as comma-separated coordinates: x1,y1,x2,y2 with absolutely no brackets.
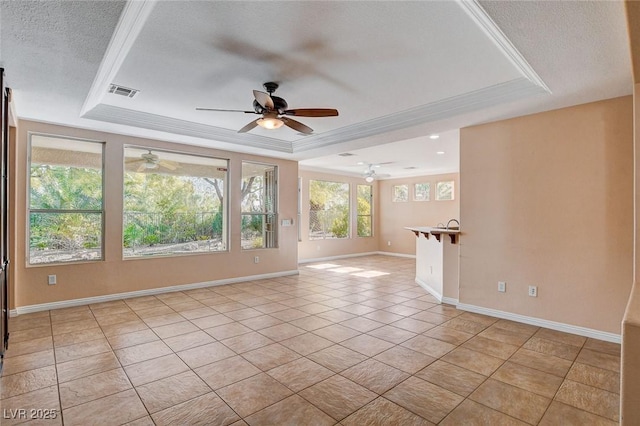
0,0,631,174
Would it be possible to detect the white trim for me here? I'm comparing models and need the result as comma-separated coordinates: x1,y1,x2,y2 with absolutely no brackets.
457,302,621,344
415,277,443,302
80,0,158,115
9,309,18,318
377,251,416,259
459,0,550,92
83,104,291,153
298,251,414,264
442,297,459,306
13,270,298,316
292,78,547,153
298,252,379,264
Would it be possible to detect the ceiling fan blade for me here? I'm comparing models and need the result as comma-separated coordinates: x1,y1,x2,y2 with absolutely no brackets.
253,90,274,110
196,108,256,113
282,117,313,134
125,158,143,164
238,119,259,133
136,163,146,173
158,160,178,171
283,108,339,117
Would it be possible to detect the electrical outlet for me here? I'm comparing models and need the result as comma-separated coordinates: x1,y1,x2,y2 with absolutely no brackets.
528,285,537,297
254,256,259,264
48,275,56,285
498,281,506,292
387,241,391,246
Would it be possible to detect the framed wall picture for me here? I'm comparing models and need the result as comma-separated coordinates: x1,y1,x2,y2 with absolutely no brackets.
414,183,430,201
392,184,409,202
436,181,455,201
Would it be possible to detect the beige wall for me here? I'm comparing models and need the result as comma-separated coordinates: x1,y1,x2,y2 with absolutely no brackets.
298,170,379,261
460,96,633,334
378,174,460,255
12,120,299,308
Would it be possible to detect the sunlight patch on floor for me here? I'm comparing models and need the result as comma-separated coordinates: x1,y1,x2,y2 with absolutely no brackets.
327,267,364,274
351,270,390,278
306,263,341,269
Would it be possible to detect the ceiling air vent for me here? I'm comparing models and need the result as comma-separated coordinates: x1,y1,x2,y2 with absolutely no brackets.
338,153,355,157
108,84,139,98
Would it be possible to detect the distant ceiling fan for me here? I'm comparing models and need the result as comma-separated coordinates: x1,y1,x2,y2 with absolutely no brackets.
363,163,391,182
196,82,339,134
126,150,179,172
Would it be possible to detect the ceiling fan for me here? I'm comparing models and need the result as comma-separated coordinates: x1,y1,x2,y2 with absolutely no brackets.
196,82,339,134
363,163,391,182
126,150,179,172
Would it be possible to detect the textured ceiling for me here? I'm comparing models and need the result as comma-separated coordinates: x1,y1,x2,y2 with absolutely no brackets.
0,0,632,179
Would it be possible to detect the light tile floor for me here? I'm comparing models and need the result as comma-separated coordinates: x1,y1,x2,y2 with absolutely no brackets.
0,255,620,425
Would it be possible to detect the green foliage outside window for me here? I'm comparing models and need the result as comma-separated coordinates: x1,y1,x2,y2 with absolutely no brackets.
357,185,372,237
309,180,349,239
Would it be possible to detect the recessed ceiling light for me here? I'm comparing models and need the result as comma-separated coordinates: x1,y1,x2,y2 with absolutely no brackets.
437,151,445,155
429,134,440,140
356,161,365,165
374,165,381,168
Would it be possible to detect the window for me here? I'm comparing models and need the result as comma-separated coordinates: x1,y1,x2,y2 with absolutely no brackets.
393,184,409,202
414,183,431,201
357,185,372,237
123,147,227,257
29,134,104,264
241,162,278,249
436,181,455,201
309,180,349,239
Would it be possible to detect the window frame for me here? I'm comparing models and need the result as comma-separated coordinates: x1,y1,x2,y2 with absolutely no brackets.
356,184,373,238
414,182,431,202
308,179,351,240
27,132,106,266
122,145,230,259
392,184,409,202
436,180,455,201
240,161,279,250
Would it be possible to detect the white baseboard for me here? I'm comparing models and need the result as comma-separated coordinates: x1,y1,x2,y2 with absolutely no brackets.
9,309,18,317
415,277,443,303
13,270,299,316
298,251,415,265
377,251,416,259
457,302,621,344
298,252,379,264
442,297,459,306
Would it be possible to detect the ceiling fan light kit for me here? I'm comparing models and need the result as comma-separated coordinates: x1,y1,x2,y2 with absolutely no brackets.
257,116,284,130
196,82,339,134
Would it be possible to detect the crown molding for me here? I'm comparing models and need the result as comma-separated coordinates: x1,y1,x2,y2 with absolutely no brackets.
459,0,551,92
292,77,546,153
84,76,544,156
80,0,158,116
83,104,292,153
